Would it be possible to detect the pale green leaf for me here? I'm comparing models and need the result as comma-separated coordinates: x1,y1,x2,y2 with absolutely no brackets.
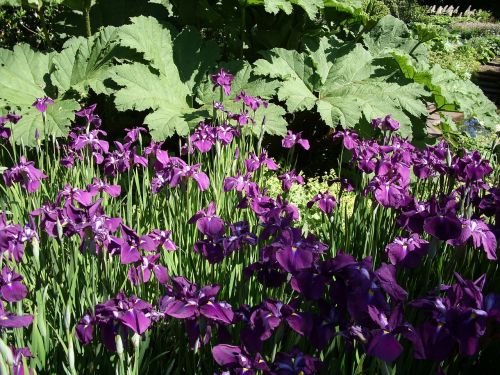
50,27,121,97
9,99,79,146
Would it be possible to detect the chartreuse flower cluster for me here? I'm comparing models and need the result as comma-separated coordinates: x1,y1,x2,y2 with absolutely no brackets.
0,68,498,375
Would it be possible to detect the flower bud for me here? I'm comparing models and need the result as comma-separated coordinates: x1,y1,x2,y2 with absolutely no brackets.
65,305,71,330
131,333,141,349
0,338,14,365
115,335,124,356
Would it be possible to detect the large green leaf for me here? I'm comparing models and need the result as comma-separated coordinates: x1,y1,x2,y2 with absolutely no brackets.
197,61,286,136
10,99,80,145
50,26,121,97
246,0,323,19
363,15,427,59
394,53,500,131
255,42,429,138
0,44,79,145
110,17,216,139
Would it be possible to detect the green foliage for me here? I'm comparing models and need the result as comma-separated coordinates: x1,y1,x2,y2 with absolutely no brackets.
254,37,429,138
0,44,80,144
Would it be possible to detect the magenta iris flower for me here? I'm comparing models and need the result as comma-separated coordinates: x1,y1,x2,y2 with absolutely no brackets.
282,130,310,150
211,68,234,96
371,115,400,131
307,191,337,214
385,233,429,268
0,113,21,140
278,170,304,192
2,156,47,193
75,104,102,128
188,202,225,238
0,266,28,302
0,302,33,329
32,96,54,113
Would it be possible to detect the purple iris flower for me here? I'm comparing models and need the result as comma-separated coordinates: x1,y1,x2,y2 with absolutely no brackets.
371,115,400,131
238,299,295,353
0,266,28,302
410,273,495,360
188,202,225,238
127,253,169,285
332,129,359,150
272,348,322,375
32,96,54,113
212,344,269,374
423,196,462,241
397,198,430,234
11,347,33,375
148,229,176,251
234,91,268,111
0,214,38,262
113,224,157,264
94,292,154,337
216,123,238,145
365,176,410,209
103,141,147,177
75,104,102,128
86,178,121,198
282,131,310,150
124,127,147,144
223,221,257,253
190,122,217,153
223,172,256,194
152,151,210,193
244,246,288,288
307,191,337,214
447,218,497,260
364,304,416,362
0,302,33,328
72,130,109,154
211,68,234,96
56,184,96,206
278,170,304,192
244,150,279,173
273,228,327,274
75,313,94,345
0,113,21,139
160,277,234,348
453,150,493,182
2,156,47,193
385,233,429,268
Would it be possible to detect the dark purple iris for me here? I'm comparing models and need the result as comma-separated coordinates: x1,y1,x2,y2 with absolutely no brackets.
160,277,234,349
385,233,429,268
152,149,210,193
77,292,155,350
410,273,499,360
0,213,38,262
3,156,47,193
0,113,21,140
272,348,322,375
244,150,279,173
212,344,269,374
